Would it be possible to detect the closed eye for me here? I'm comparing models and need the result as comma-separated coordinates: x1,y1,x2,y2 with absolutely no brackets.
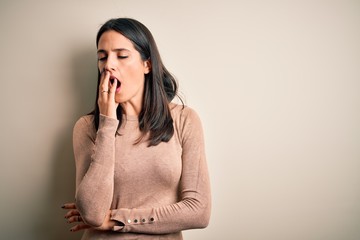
97,56,128,61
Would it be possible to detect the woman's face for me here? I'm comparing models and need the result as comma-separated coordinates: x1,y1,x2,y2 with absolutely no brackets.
97,30,150,107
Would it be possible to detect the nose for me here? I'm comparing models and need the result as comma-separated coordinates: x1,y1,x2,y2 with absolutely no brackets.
104,57,116,72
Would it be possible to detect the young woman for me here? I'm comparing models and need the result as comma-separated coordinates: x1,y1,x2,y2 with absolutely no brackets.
62,18,211,239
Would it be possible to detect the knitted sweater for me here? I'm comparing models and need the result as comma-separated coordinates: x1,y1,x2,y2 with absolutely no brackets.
73,104,211,239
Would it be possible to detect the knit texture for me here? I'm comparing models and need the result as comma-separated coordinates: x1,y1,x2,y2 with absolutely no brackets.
73,104,211,239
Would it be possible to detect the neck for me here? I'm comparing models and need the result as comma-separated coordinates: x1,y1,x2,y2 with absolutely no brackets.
121,101,142,116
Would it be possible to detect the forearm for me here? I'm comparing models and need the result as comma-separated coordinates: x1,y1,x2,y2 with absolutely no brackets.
74,115,118,227
110,196,211,234
110,155,211,234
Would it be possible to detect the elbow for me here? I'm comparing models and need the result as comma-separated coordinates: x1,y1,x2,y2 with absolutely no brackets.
196,205,211,229
198,217,210,229
80,211,105,228
198,194,212,228
188,198,211,229
75,199,106,228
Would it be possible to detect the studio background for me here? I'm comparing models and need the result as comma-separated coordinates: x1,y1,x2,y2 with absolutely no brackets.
0,0,359,239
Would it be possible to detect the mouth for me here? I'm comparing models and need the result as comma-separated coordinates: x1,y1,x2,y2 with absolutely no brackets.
109,76,121,92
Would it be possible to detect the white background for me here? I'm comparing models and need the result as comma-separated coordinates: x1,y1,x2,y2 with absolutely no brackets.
0,0,359,239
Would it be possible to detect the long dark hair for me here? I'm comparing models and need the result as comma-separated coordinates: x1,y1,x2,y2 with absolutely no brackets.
91,18,180,147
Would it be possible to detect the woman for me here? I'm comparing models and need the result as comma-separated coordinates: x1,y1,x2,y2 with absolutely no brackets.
62,18,211,239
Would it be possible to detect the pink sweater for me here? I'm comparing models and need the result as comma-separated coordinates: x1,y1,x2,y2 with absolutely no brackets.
73,104,211,239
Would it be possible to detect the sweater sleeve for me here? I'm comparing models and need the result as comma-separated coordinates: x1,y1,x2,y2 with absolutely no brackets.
109,107,211,234
73,114,119,227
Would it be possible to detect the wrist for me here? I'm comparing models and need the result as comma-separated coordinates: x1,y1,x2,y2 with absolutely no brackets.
98,114,119,133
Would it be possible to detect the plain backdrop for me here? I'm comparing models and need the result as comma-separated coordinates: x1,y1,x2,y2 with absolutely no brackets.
0,0,359,239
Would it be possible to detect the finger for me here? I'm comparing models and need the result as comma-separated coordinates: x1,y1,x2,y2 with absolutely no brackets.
108,75,117,98
61,203,76,209
99,68,106,86
67,215,83,223
99,70,110,93
70,223,91,232
64,209,80,219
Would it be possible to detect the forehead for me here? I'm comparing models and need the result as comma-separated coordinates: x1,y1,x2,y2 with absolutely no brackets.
97,30,135,50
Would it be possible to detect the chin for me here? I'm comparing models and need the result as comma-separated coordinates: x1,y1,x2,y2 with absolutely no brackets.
115,97,125,104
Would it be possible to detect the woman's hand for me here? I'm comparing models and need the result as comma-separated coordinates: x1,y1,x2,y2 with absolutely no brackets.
63,202,90,232
98,70,119,119
62,202,116,232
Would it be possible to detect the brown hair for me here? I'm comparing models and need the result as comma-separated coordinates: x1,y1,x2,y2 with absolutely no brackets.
91,18,181,146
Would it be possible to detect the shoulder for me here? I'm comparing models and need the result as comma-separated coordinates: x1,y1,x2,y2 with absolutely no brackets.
73,114,96,139
74,114,94,128
169,103,203,144
169,103,201,125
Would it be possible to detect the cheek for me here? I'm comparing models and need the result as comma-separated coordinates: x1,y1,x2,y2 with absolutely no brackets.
127,64,146,80
98,62,103,71
129,71,145,87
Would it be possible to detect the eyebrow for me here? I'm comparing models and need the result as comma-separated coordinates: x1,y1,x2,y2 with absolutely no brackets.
97,48,130,54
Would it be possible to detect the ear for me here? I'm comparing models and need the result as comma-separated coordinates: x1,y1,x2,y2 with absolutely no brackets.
144,59,151,74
